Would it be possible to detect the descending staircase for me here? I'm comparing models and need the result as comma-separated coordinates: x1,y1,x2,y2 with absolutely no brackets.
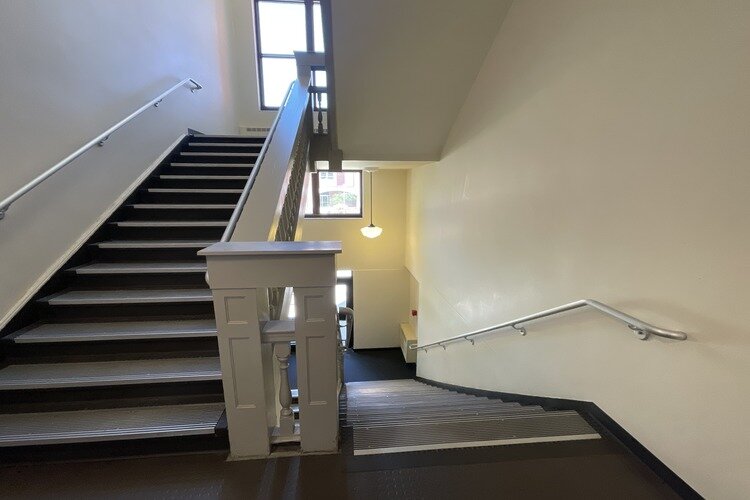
342,380,600,456
0,134,263,459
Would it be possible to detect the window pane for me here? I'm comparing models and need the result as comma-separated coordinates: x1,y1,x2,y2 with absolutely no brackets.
318,171,361,215
312,70,327,88
257,1,306,55
261,57,296,107
313,3,324,52
335,283,347,308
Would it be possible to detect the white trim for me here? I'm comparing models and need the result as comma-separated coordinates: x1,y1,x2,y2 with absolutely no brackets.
0,134,187,331
353,433,601,456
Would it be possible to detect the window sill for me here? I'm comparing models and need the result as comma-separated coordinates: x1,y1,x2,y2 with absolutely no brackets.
304,214,363,220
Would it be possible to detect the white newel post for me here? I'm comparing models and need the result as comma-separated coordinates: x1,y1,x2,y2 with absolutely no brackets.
199,241,342,458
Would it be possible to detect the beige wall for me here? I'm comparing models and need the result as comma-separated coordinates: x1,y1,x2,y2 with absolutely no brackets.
0,0,240,328
302,169,410,348
407,1,750,498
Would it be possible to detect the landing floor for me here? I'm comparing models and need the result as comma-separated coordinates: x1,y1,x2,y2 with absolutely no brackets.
1,437,677,499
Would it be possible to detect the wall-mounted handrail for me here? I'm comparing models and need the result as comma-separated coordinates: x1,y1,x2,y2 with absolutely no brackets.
411,299,688,351
0,78,203,220
220,82,294,243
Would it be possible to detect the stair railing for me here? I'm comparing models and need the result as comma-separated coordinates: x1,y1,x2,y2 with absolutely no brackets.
201,47,343,458
0,78,202,220
412,299,688,352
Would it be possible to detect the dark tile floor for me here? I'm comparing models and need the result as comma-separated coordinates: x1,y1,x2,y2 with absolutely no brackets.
0,348,679,499
0,438,678,499
289,347,416,388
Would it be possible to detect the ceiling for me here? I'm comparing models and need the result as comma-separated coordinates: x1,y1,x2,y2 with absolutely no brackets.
330,0,513,161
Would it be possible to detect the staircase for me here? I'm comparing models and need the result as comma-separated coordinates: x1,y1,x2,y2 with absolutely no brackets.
0,134,263,459
342,380,600,456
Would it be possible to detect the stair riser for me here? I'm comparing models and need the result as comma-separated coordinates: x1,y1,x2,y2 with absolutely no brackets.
184,145,262,154
124,207,234,221
69,273,209,289
189,136,265,144
108,226,225,240
92,247,207,262
0,433,228,464
179,153,259,164
139,191,241,204
150,178,248,190
4,337,218,361
38,302,216,321
163,166,254,176
0,381,223,411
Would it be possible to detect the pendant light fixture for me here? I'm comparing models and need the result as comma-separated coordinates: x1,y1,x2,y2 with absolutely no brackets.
361,169,383,239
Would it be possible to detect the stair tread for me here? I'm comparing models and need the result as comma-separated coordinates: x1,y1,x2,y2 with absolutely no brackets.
0,403,224,447
40,289,213,305
0,357,221,390
11,319,216,343
70,262,208,274
94,240,214,249
111,220,228,227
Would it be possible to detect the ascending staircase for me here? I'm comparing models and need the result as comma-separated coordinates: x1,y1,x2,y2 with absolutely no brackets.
342,380,600,456
0,134,263,459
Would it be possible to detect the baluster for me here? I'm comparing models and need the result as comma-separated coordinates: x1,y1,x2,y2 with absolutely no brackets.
316,92,324,134
274,342,295,436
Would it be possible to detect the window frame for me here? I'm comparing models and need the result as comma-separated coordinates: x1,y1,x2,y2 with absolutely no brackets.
305,170,364,219
253,0,320,110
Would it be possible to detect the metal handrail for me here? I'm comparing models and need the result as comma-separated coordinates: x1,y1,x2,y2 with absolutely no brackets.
0,78,203,220
411,299,688,351
220,82,294,242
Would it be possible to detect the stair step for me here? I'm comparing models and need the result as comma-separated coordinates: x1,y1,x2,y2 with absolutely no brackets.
10,319,217,343
130,204,236,210
40,289,213,306
352,413,600,456
346,408,549,427
0,357,221,390
69,262,207,274
94,240,214,249
111,220,228,227
147,188,243,194
169,163,254,168
180,152,257,157
0,403,225,447
158,175,250,180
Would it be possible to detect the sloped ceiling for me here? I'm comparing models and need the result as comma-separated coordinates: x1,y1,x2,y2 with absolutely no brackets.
330,0,513,161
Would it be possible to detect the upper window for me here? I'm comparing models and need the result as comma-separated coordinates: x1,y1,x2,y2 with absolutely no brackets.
254,0,325,109
305,171,362,218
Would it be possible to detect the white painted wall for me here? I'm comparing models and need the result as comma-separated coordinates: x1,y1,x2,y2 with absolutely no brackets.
407,1,750,498
0,0,240,328
302,169,410,348
330,0,513,161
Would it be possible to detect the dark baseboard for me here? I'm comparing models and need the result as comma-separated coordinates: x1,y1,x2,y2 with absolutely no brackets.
417,377,702,500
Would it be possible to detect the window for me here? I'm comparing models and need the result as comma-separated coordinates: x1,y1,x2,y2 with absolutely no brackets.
305,171,363,218
254,0,325,109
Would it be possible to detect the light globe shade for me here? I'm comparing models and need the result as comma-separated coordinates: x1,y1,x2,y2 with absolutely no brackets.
360,223,383,239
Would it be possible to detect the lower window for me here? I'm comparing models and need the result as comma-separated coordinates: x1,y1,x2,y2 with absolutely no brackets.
305,171,362,218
